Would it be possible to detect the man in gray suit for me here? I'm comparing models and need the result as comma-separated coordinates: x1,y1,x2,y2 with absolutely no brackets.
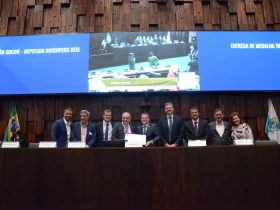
112,112,135,140
206,108,232,145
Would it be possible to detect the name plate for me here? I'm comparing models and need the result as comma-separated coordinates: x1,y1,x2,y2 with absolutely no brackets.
125,142,143,148
234,139,254,145
1,141,20,148
188,140,206,147
39,141,57,148
67,142,86,148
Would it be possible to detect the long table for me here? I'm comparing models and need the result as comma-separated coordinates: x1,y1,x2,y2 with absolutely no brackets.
0,146,280,210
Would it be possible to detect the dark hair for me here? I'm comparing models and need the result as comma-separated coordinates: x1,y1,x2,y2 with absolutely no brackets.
141,113,150,118
230,112,243,124
190,107,199,113
165,102,173,108
103,109,111,115
214,108,223,114
64,108,73,112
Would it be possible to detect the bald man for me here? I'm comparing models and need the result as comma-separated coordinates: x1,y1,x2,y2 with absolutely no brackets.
112,112,136,140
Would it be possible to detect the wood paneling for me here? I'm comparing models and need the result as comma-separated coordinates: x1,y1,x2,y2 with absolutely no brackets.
0,0,280,141
1,0,280,34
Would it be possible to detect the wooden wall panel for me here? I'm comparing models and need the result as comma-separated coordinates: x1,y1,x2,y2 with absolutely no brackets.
0,0,279,34
1,0,280,142
1,93,279,141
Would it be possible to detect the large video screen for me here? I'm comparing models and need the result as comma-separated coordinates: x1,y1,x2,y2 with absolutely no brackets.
0,31,280,95
88,31,198,92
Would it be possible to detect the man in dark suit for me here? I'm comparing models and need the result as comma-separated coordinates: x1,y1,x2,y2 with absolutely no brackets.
95,109,114,144
51,108,73,148
206,108,232,145
112,112,135,140
71,110,97,147
184,107,208,143
157,102,184,147
136,113,160,146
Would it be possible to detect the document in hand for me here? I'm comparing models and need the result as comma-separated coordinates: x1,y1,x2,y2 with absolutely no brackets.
125,134,146,147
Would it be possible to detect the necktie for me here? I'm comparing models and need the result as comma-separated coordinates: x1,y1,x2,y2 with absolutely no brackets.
169,117,172,141
124,125,129,134
194,121,198,137
105,123,109,140
143,125,146,135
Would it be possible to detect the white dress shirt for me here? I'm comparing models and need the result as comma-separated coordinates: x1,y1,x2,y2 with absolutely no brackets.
216,121,225,137
122,123,132,134
81,123,88,143
63,118,71,142
192,119,199,127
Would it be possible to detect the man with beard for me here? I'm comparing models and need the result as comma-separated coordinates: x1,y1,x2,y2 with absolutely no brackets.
206,108,232,145
157,102,184,147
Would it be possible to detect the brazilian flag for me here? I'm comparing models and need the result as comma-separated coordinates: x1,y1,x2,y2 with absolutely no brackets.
3,105,20,142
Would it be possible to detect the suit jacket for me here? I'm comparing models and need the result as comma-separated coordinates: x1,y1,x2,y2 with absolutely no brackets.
184,119,208,142
95,121,114,143
112,122,136,140
157,115,184,146
71,122,97,147
136,123,160,146
206,121,233,145
51,118,70,148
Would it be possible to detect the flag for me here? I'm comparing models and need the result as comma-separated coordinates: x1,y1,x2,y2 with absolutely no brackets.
3,105,20,142
106,33,112,44
265,99,280,143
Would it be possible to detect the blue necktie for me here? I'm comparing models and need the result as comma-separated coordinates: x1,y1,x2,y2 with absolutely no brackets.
105,123,109,140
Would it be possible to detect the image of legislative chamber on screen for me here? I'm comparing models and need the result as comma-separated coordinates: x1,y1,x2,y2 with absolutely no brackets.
88,31,199,92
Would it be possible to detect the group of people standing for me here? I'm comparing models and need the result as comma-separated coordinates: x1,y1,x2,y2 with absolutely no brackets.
51,102,254,148
128,52,159,70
